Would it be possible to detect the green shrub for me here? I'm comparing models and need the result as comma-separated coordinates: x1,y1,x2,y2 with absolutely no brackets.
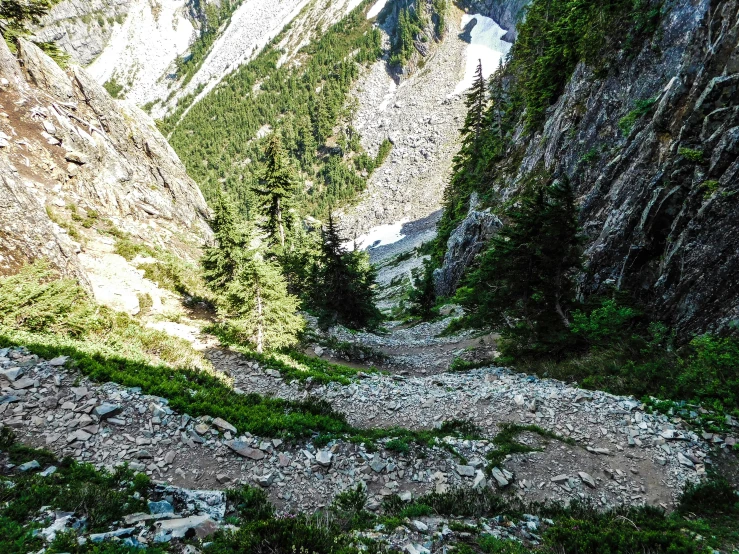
618,97,658,135
678,147,705,162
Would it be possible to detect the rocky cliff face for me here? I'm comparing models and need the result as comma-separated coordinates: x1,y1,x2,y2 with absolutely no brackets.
0,37,210,282
433,194,502,297
441,0,739,337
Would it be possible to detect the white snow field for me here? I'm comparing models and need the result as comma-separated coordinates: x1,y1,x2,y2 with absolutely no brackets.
348,221,408,251
367,0,389,19
453,13,512,95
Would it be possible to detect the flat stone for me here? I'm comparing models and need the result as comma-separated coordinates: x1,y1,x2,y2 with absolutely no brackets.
411,520,428,532
194,423,210,435
48,356,68,366
473,469,487,489
254,472,275,487
154,516,218,542
164,451,177,464
90,528,136,542
551,474,569,484
455,464,475,478
64,151,89,164
370,459,386,473
677,452,694,467
18,460,41,472
491,467,509,488
12,377,35,389
226,440,265,460
212,417,237,434
578,472,596,489
39,466,57,477
0,395,19,404
148,500,174,515
93,403,122,420
1,368,23,381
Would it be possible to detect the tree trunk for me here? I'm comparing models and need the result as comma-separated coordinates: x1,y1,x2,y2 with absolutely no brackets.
277,198,285,248
255,282,264,354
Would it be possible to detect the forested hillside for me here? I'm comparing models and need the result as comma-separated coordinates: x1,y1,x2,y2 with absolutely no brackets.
161,1,384,219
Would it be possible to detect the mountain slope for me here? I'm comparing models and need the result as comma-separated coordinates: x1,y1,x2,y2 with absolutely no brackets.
0,37,211,306
435,0,739,337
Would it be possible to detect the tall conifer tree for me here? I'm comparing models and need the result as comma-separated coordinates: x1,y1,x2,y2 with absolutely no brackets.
255,135,294,249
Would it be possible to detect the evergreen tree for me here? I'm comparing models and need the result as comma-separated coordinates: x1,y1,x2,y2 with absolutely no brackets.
465,60,487,150
255,135,294,249
279,216,322,300
222,254,304,353
312,215,382,329
407,259,437,320
456,178,583,356
201,191,250,291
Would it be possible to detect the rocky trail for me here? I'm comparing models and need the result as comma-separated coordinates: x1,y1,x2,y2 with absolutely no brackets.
3,206,738,550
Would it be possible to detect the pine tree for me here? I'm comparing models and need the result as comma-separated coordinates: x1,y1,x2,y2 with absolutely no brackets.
255,135,294,249
311,214,382,329
465,60,487,150
407,259,436,319
222,254,304,353
201,191,250,291
457,177,583,356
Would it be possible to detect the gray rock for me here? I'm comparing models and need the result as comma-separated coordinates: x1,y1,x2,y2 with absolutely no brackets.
315,450,333,467
212,417,237,434
148,500,174,515
93,403,122,420
455,464,476,477
578,471,596,489
154,515,219,542
491,467,509,488
226,440,266,460
18,460,41,472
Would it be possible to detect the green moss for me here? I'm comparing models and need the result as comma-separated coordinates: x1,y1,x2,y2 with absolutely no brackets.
618,97,658,135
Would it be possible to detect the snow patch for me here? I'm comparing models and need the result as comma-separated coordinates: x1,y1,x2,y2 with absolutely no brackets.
453,14,512,96
367,0,389,19
349,221,408,251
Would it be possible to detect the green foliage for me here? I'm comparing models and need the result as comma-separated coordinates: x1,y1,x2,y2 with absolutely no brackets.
478,536,529,553
512,0,662,130
618,97,658,135
486,423,574,468
220,256,304,352
375,138,393,167
678,476,739,516
523,296,739,414
570,299,641,347
255,134,294,248
406,259,437,320
103,77,124,98
202,192,304,352
678,147,704,163
385,438,410,454
163,2,383,220
310,215,382,330
448,357,491,372
0,261,207,369
113,234,156,261
1,0,59,51
455,178,583,358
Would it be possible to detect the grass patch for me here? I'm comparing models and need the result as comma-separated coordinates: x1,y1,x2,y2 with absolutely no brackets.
486,423,576,468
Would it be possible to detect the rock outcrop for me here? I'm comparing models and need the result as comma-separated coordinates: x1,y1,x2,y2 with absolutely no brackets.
433,196,502,297
0,37,210,281
441,0,739,337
